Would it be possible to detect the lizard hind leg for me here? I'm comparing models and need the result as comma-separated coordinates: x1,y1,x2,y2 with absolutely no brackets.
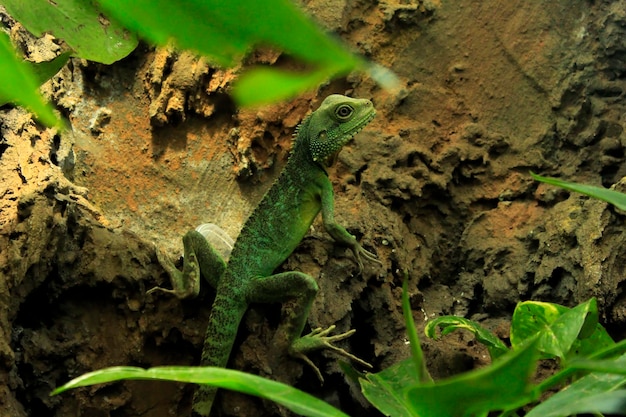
245,271,371,382
150,230,226,299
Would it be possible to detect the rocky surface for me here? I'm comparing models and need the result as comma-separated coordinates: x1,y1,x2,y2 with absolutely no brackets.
1,0,625,416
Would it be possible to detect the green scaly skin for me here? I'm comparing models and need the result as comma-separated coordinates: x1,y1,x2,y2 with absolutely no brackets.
151,94,380,416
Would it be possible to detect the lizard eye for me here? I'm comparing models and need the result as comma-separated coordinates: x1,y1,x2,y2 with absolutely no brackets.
335,104,354,120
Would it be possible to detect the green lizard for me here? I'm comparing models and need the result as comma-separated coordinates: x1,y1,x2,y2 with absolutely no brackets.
151,94,379,416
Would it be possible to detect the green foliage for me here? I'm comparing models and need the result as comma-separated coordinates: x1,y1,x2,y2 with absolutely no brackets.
1,0,137,126
425,316,509,359
95,0,366,106
402,276,432,383
98,0,355,68
526,172,626,413
417,298,626,417
531,172,626,211
25,51,72,88
349,294,626,417
361,339,539,417
51,366,349,417
0,31,61,127
3,0,138,64
406,339,538,417
0,49,72,110
231,68,342,108
355,277,432,417
359,358,420,417
2,0,396,125
51,282,626,416
526,360,626,417
510,299,613,361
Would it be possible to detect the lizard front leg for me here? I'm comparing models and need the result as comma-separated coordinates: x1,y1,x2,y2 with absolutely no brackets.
320,178,382,271
151,230,226,298
246,271,371,381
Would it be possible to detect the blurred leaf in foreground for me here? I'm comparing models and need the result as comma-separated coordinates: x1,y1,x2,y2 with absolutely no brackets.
51,366,348,417
97,0,367,105
3,0,137,64
0,31,60,127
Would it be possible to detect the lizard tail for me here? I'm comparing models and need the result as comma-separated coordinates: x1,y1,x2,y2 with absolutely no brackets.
192,292,247,417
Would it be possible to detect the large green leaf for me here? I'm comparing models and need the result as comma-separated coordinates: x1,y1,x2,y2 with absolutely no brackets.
231,68,335,107
425,316,509,360
360,339,538,417
531,172,626,211
0,31,60,127
96,0,363,105
28,51,72,86
0,51,71,108
510,299,603,361
406,338,539,417
360,358,420,417
97,0,360,68
569,322,615,358
3,0,137,64
529,391,626,417
526,355,626,417
358,278,431,416
51,366,348,417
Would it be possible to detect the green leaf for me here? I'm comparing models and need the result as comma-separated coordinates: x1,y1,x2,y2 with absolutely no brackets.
0,51,72,108
29,51,72,85
358,276,432,416
425,316,509,360
96,0,364,105
529,391,626,417
526,355,626,417
570,323,615,358
531,172,626,211
510,299,601,361
360,339,539,417
0,31,60,127
3,0,137,64
406,337,540,417
360,358,420,417
568,358,626,375
232,68,332,107
51,366,348,417
97,0,360,68
402,274,431,383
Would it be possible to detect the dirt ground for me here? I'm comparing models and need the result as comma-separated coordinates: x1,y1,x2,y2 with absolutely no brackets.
1,0,626,416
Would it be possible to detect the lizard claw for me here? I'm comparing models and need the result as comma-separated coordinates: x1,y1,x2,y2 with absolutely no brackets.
147,285,178,296
291,325,373,383
352,243,383,273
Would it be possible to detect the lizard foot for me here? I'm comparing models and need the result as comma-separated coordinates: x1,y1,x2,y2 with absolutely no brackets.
352,243,383,273
290,325,373,382
149,244,200,299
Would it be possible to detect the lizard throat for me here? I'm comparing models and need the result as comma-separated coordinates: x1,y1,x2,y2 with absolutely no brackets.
324,151,340,167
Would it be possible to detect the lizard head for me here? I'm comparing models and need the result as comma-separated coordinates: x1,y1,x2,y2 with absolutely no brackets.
306,94,376,167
